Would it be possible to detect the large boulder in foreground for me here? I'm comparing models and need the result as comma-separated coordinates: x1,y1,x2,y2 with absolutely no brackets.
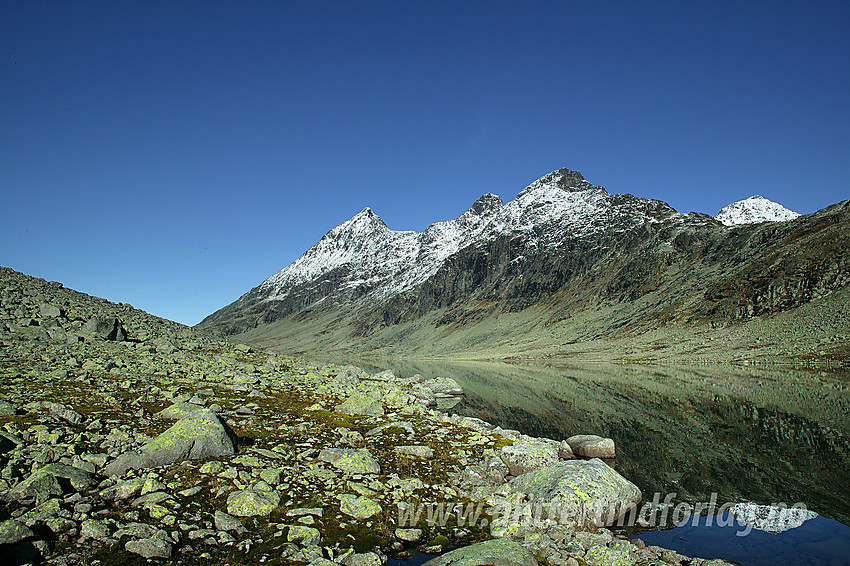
505,458,641,529
422,538,537,566
104,409,239,476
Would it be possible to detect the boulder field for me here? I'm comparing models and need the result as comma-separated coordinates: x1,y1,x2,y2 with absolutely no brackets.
0,266,738,566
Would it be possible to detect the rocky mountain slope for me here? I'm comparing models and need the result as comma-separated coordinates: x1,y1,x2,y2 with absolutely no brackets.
198,169,849,362
1,266,744,566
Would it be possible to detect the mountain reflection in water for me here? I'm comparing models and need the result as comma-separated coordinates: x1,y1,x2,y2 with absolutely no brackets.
318,358,850,527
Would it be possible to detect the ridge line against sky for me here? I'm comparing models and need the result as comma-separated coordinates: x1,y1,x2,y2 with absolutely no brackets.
2,1,848,325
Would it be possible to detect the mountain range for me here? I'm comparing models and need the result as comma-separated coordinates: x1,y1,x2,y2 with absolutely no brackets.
198,168,849,363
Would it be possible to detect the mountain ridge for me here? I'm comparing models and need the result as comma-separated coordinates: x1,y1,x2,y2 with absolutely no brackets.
198,168,847,362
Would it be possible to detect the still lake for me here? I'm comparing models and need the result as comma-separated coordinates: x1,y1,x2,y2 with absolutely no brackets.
319,358,850,564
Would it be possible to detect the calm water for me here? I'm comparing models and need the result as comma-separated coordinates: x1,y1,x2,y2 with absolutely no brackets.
318,358,850,564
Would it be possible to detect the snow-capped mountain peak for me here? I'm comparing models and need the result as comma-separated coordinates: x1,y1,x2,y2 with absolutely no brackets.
518,168,602,197
715,195,800,226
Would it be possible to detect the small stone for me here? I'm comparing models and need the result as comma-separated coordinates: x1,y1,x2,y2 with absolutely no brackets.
214,510,247,534
395,528,422,543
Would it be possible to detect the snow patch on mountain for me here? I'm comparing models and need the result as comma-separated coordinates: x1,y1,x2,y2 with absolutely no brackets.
715,195,800,226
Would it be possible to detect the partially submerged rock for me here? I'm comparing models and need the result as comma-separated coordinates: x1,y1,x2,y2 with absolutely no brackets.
104,409,239,476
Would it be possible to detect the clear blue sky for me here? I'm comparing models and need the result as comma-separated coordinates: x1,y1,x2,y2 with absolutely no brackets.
2,1,848,325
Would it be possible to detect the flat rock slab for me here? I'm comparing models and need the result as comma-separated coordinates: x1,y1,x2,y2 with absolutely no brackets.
422,538,537,566
104,409,239,476
566,434,615,459
505,458,641,529
318,448,381,474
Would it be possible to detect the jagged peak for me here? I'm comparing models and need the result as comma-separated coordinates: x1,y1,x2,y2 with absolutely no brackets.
465,193,504,217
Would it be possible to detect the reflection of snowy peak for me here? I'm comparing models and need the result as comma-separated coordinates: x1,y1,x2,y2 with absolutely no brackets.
731,502,818,533
715,195,800,226
256,168,682,304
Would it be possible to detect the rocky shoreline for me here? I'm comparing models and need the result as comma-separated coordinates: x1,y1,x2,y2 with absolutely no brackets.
1,267,737,566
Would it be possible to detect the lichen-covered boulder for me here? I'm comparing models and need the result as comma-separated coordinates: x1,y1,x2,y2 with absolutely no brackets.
505,458,640,529
156,402,205,419
125,536,172,559
583,544,636,566
335,391,384,416
104,409,239,476
9,463,95,502
214,510,247,533
422,538,537,566
226,489,280,517
566,435,615,459
338,494,382,519
0,519,34,545
82,317,126,341
318,448,381,474
500,440,559,476
286,525,321,545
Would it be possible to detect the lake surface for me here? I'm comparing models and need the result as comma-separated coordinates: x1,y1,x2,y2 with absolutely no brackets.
317,358,850,563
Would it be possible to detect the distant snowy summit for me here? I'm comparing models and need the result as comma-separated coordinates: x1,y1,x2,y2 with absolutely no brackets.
715,195,800,226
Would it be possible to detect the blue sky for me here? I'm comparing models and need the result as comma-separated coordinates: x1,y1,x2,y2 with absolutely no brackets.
2,1,848,325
